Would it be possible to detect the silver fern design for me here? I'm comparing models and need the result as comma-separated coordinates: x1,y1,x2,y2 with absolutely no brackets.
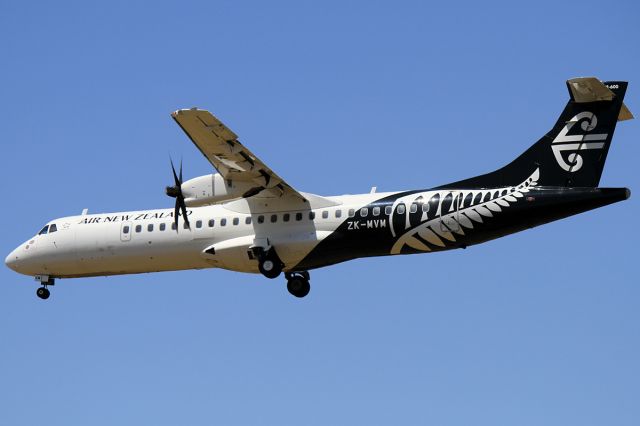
389,169,540,254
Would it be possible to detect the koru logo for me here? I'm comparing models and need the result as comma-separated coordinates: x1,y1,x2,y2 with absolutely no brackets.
551,111,608,172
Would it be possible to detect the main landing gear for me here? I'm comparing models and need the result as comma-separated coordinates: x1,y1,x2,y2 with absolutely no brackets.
253,247,284,279
35,275,54,300
285,271,311,298
252,246,311,298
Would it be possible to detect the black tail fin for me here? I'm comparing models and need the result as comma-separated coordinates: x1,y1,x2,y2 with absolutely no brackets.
439,78,633,189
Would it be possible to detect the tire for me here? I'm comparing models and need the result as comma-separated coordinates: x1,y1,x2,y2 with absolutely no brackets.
36,287,50,300
287,277,310,298
259,258,282,279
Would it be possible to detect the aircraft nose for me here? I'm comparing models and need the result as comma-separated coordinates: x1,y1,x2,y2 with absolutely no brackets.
5,248,20,272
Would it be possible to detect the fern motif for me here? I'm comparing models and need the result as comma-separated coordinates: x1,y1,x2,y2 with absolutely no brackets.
390,168,540,254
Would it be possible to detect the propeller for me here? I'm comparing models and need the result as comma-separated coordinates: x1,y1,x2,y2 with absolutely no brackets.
165,158,190,231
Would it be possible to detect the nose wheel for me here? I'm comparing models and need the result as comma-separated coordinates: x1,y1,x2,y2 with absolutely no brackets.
34,275,54,300
285,272,311,298
36,287,50,300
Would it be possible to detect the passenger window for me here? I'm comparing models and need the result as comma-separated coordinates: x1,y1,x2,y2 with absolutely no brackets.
397,204,406,214
322,211,329,219
271,214,277,223
38,225,49,235
373,207,380,216
196,220,202,229
171,223,177,230
49,224,58,233
360,208,368,217
422,203,429,213
148,224,154,232
410,203,418,213
208,219,215,227
183,222,189,229
245,217,252,225
296,212,303,221
221,218,227,226
348,209,355,218
123,226,130,234
233,217,239,226
283,213,290,222
160,223,166,231
335,210,342,218
385,205,392,215
258,215,265,224
135,225,142,233
309,212,315,220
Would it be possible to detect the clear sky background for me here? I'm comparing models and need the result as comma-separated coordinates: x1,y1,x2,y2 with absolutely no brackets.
1,1,638,425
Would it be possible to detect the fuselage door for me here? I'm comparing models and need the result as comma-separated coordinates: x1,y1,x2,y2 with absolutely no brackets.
440,191,461,233
120,222,132,242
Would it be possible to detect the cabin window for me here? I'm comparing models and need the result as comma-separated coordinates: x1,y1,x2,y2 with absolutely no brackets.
122,226,130,234
159,223,166,231
422,203,429,213
322,211,329,219
360,208,368,217
208,219,215,227
283,213,290,222
257,215,265,224
348,209,355,218
49,224,58,233
309,211,315,220
148,224,154,232
245,217,252,225
335,210,342,218
397,204,406,214
296,212,303,221
410,203,418,213
233,217,239,226
183,222,189,230
196,220,202,229
135,225,142,233
372,207,380,216
385,205,392,215
220,218,227,226
38,225,49,235
171,223,177,230
271,214,277,223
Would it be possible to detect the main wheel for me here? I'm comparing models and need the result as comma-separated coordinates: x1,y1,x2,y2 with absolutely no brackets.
36,287,50,300
259,257,282,279
287,277,310,298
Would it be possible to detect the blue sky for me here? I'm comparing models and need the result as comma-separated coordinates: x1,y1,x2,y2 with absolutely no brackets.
1,1,638,425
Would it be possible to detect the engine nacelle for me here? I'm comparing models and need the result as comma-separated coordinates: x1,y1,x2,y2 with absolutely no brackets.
181,174,258,206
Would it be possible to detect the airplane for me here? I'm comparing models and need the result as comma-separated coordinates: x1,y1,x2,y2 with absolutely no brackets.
5,77,633,300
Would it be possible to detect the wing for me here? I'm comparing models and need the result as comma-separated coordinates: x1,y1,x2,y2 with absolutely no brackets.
171,108,305,200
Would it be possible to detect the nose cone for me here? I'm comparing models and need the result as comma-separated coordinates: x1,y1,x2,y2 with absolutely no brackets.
5,248,20,272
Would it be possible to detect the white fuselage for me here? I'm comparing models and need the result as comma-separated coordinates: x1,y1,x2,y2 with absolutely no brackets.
5,191,394,279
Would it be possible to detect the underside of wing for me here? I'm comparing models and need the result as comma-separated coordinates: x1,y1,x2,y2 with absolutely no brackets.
172,108,305,201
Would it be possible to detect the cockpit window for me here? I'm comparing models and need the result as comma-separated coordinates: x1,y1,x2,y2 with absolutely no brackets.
49,224,58,233
38,225,49,235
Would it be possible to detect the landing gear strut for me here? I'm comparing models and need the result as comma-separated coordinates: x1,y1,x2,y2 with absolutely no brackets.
285,272,311,298
34,275,54,300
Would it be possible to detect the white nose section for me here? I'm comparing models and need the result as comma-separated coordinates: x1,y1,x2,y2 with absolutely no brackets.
5,248,19,272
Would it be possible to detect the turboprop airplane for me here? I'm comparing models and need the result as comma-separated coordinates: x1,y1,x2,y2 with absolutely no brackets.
5,77,634,300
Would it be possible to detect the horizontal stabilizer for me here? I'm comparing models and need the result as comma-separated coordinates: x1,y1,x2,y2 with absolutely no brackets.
568,77,633,121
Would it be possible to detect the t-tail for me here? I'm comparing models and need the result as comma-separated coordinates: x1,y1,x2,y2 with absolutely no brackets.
439,77,633,189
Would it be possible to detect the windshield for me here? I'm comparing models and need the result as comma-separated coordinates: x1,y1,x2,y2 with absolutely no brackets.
38,225,49,235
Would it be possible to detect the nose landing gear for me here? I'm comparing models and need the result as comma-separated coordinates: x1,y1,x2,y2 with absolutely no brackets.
36,287,50,300
34,275,54,300
285,271,310,298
